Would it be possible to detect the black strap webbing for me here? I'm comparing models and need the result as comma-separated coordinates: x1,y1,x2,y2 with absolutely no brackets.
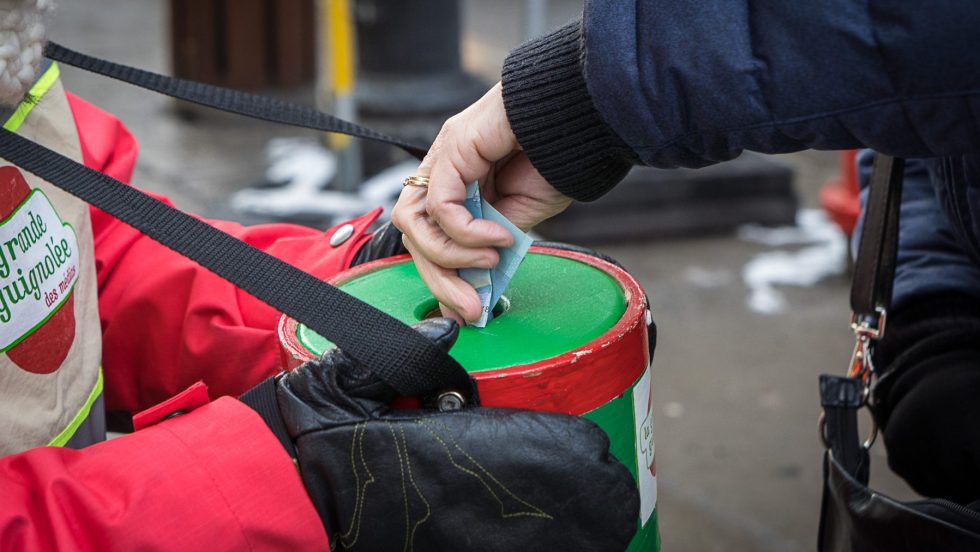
0,126,473,401
239,377,296,457
850,154,904,319
819,374,869,481
44,42,427,161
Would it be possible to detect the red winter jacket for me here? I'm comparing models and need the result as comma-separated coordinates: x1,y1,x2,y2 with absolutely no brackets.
0,92,373,549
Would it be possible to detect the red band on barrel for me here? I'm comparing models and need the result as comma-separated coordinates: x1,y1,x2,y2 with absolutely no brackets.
279,247,650,416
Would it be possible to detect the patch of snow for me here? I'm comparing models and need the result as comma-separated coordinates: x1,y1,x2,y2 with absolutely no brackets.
737,209,840,247
231,139,418,222
739,209,847,315
358,160,421,208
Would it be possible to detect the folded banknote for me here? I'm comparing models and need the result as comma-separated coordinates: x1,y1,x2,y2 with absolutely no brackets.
457,181,532,328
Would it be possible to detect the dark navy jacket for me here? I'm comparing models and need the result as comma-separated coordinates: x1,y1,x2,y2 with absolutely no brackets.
581,0,980,306
855,152,980,308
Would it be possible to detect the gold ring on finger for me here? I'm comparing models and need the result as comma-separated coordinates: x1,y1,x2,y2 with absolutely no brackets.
403,175,430,188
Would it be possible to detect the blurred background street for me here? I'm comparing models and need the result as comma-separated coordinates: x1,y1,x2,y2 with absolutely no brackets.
51,1,919,550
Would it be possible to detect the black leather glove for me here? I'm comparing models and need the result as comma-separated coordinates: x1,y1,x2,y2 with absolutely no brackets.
351,221,406,266
870,292,980,504
242,318,639,551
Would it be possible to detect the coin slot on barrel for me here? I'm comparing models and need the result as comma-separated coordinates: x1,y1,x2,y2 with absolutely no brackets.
492,295,511,317
414,295,511,321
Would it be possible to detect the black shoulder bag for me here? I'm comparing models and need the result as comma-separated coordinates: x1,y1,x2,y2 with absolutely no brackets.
817,154,980,550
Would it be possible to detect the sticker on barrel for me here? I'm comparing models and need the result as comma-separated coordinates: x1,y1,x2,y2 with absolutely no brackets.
632,365,657,525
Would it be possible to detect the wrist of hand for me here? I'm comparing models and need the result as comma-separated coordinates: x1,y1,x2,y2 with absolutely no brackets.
502,19,637,202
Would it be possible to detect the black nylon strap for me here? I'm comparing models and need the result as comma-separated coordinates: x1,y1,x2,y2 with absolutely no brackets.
239,376,296,458
819,375,869,482
850,154,904,319
0,129,475,400
44,42,427,161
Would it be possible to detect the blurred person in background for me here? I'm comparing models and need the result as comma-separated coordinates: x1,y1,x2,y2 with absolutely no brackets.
0,1,638,549
393,1,980,507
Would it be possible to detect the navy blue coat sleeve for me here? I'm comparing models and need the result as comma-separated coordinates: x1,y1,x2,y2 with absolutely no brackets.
583,0,980,168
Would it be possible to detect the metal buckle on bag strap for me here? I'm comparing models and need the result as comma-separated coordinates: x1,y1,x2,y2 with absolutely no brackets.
850,308,884,449
817,307,886,450
848,307,887,382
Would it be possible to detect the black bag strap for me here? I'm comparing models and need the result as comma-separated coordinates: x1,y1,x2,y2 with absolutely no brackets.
44,42,428,161
849,154,904,324
0,46,478,403
821,153,904,470
819,375,870,482
818,155,980,551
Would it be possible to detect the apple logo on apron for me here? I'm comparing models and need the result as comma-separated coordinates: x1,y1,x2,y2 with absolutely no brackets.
0,167,78,374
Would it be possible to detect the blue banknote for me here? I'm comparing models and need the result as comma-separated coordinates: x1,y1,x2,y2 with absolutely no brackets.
456,182,532,327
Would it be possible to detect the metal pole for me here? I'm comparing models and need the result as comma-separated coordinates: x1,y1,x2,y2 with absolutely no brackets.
353,0,487,172
317,0,361,191
526,0,547,40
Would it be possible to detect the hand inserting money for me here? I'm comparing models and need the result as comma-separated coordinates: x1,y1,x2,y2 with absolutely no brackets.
458,182,533,327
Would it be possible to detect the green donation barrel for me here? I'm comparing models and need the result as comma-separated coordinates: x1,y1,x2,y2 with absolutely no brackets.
279,246,660,550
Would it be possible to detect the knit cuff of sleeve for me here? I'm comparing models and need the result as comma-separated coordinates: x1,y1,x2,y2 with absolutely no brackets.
502,19,637,203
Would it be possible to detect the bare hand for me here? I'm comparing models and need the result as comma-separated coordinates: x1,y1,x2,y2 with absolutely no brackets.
391,83,572,323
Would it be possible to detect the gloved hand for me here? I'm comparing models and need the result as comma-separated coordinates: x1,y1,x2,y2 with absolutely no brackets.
870,292,980,504
241,318,639,551
350,221,406,267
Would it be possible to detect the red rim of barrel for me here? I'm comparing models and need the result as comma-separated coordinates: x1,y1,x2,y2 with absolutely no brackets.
279,246,650,416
